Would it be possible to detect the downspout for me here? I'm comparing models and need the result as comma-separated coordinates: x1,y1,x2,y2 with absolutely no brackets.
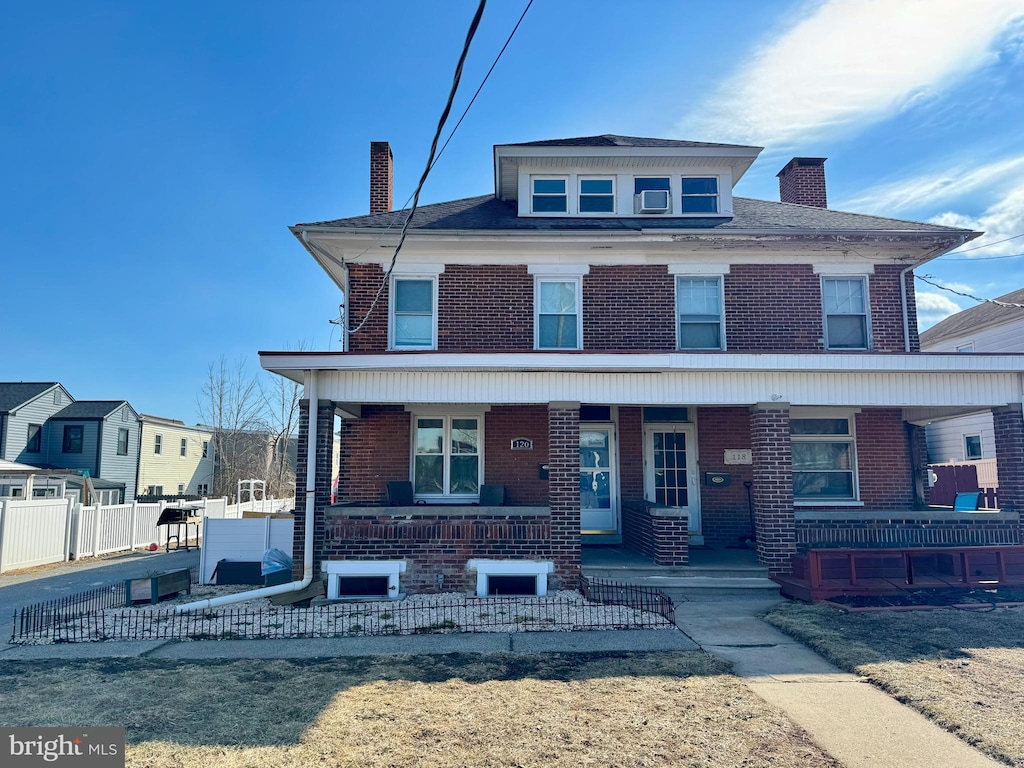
900,263,916,352
176,369,319,612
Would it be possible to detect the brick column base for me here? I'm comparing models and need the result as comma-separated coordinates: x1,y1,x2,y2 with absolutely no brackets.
292,399,335,581
993,404,1024,543
548,403,581,587
750,405,796,576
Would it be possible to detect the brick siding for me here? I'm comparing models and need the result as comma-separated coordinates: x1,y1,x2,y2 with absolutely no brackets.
335,405,409,505
994,405,1024,542
750,406,796,575
778,159,827,208
583,266,675,350
617,407,644,499
548,404,582,585
292,399,335,580
697,407,756,546
621,499,689,565
484,406,549,504
323,513,552,593
369,141,392,214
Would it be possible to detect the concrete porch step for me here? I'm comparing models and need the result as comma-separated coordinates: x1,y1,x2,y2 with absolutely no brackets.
584,564,769,580
584,571,782,600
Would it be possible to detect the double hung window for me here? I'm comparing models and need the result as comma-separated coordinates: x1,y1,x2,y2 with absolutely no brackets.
634,177,670,213
578,177,615,213
412,415,481,499
823,278,869,349
535,277,582,349
390,277,436,349
117,428,129,456
676,277,724,349
154,434,163,455
531,177,568,213
680,177,719,213
792,416,858,501
63,425,83,453
26,423,41,453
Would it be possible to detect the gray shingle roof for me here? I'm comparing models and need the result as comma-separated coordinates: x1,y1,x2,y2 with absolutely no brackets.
0,383,58,413
920,287,1024,347
50,401,127,420
503,134,761,150
296,194,974,235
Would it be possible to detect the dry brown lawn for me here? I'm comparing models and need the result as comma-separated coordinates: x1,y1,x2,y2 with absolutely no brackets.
0,651,840,768
765,602,1024,767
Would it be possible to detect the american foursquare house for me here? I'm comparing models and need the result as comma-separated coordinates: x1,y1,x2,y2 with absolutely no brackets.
260,136,1024,598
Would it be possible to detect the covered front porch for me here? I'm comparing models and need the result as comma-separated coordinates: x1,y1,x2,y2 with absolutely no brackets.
261,351,1024,594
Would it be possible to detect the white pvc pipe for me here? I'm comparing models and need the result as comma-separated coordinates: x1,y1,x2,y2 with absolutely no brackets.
176,370,319,612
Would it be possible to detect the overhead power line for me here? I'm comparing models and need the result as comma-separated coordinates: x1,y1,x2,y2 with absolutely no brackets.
941,250,1024,262
915,274,1024,308
947,231,1024,255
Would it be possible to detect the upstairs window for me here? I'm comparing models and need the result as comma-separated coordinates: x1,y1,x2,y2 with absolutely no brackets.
956,342,975,353
180,437,188,457
634,177,670,214
117,428,129,456
676,277,724,349
578,177,615,213
792,416,858,501
202,440,209,458
63,425,83,454
531,177,567,213
390,277,436,349
412,415,481,498
681,177,719,213
823,277,869,350
154,434,163,455
26,423,41,453
535,277,582,350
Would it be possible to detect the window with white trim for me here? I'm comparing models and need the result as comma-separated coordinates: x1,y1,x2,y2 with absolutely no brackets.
822,277,869,349
535,277,582,349
180,437,188,457
956,342,975,353
676,276,724,349
680,176,719,213
634,177,671,214
390,276,436,349
117,428,129,456
792,416,858,501
964,434,982,460
412,415,482,499
531,177,567,213
578,177,615,213
154,434,162,455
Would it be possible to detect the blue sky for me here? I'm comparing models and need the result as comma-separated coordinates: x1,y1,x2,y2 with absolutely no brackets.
3,0,1024,421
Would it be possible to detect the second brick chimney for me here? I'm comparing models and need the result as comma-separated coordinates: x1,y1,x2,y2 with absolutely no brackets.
370,141,393,214
777,157,827,208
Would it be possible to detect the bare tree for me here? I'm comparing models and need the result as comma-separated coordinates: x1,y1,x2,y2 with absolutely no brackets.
196,356,267,500
260,362,303,499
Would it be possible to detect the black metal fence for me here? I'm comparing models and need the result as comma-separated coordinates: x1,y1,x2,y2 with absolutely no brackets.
11,575,674,644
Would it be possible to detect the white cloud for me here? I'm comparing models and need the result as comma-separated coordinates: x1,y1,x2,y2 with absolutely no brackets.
681,0,1024,147
915,291,965,327
839,155,1024,213
931,184,1024,255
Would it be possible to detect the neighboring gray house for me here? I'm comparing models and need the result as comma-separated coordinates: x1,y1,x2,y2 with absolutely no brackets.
920,288,1024,471
0,382,75,464
45,401,142,502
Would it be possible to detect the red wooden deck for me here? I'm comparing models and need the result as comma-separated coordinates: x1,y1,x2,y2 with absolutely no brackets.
777,546,1024,602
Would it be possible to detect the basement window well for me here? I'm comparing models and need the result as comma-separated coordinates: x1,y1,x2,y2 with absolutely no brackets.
323,560,406,599
467,559,554,597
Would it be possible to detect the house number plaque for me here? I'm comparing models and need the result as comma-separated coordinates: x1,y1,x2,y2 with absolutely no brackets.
511,438,534,450
724,449,752,465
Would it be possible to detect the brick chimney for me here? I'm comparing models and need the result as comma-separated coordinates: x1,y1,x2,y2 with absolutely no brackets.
369,141,393,214
777,157,827,208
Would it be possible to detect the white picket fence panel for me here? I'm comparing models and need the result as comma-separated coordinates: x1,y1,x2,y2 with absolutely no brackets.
223,497,290,519
0,498,72,572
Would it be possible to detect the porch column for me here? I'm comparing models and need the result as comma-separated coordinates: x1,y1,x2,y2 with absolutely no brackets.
292,398,336,581
993,405,1024,542
548,402,582,586
750,403,796,576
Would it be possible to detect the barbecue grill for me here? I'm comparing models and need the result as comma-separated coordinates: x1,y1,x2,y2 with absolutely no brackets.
156,504,204,552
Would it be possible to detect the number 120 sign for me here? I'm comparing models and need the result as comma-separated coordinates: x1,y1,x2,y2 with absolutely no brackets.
511,438,534,450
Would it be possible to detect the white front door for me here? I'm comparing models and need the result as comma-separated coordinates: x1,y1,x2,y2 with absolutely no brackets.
580,424,618,534
644,424,701,535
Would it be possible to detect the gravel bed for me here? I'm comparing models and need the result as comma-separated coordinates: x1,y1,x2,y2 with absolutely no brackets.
17,590,675,644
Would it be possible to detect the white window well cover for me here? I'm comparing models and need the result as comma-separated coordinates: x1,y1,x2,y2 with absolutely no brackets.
466,559,554,597
323,560,406,599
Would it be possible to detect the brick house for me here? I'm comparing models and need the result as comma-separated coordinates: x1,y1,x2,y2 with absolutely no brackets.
260,135,1024,597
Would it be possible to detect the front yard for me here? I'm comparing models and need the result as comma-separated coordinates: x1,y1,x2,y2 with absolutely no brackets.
0,651,840,768
765,602,1024,767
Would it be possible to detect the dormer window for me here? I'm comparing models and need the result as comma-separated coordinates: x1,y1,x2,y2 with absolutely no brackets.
531,177,567,213
634,177,670,214
579,177,614,213
681,177,719,214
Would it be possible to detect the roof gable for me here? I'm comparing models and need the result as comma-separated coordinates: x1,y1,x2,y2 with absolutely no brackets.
0,382,61,414
51,400,133,421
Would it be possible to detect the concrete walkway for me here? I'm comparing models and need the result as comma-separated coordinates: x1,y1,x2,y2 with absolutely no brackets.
674,599,1000,768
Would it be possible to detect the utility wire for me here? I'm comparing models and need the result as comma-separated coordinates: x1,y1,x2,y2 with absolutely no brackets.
947,231,1024,255
941,250,1024,262
339,0,532,274
915,274,1024,308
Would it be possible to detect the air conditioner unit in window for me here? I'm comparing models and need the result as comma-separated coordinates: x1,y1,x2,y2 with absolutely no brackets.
637,189,670,213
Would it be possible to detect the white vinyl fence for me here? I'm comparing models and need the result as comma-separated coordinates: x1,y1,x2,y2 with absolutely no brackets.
0,496,268,573
223,497,292,518
0,498,73,572
199,516,295,584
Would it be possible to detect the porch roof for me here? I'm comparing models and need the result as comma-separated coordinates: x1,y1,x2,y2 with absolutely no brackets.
259,351,1024,411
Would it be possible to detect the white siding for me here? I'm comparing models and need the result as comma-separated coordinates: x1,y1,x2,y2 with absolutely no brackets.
923,317,1024,354
926,412,995,463
138,421,215,496
199,517,294,584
